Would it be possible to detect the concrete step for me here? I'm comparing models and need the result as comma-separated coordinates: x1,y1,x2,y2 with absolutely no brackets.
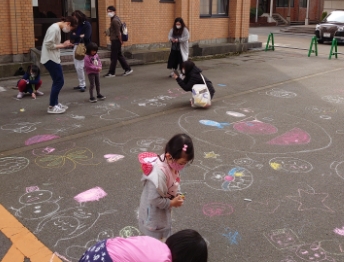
280,25,316,34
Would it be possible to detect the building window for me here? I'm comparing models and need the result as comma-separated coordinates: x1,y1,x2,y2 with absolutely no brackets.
200,0,228,16
276,0,294,7
299,0,307,7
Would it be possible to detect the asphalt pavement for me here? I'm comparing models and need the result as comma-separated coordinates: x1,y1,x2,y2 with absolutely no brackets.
2,27,344,262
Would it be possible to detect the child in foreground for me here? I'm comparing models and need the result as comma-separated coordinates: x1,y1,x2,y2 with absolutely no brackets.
84,42,106,103
16,65,44,99
138,133,194,241
78,229,208,262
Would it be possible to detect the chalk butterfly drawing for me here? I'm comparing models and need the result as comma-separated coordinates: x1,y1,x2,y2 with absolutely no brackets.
34,147,100,173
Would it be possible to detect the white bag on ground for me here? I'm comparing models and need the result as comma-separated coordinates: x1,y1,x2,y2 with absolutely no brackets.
191,73,211,108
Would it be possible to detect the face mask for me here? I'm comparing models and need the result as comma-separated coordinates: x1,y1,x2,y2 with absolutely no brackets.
182,69,185,74
108,12,114,18
176,25,181,29
169,161,185,171
62,26,70,33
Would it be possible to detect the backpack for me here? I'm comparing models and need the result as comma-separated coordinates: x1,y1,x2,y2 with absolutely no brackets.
121,22,128,42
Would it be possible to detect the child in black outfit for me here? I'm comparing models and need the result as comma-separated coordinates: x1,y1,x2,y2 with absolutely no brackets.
16,65,44,99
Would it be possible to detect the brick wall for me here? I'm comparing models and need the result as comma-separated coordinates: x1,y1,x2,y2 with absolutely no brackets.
1,0,35,57
1,0,250,58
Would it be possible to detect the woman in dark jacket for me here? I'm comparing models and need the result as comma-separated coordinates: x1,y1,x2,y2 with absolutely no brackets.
70,10,92,92
172,60,215,99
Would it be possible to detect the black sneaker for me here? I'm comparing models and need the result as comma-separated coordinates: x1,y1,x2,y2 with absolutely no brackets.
97,94,106,100
80,87,86,92
89,97,97,103
104,73,116,78
73,86,82,90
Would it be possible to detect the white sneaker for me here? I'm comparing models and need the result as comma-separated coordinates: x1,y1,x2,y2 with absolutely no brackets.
47,106,65,114
35,91,44,96
57,103,68,110
17,92,24,99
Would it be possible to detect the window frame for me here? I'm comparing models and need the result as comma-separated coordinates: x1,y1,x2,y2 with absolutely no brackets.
200,0,229,18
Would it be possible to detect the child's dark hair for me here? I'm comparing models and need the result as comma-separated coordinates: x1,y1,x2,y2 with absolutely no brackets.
158,133,194,162
86,42,98,55
26,64,40,76
166,229,208,262
61,16,78,28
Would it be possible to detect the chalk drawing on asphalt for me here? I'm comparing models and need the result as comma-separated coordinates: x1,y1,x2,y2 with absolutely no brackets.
202,203,234,217
1,122,41,133
178,107,332,154
269,157,313,173
203,151,220,159
73,187,107,203
104,154,125,163
92,103,139,120
103,136,166,157
286,189,335,213
264,229,304,250
65,229,115,259
222,228,241,245
34,204,116,247
44,124,82,134
10,186,62,220
233,157,263,169
25,134,60,145
119,226,141,238
34,147,101,174
0,156,29,174
263,89,297,98
330,158,344,181
322,95,344,104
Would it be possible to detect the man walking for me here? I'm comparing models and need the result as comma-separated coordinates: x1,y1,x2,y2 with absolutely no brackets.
104,6,133,78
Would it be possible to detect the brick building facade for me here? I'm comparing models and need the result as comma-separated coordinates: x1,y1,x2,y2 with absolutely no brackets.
1,0,251,65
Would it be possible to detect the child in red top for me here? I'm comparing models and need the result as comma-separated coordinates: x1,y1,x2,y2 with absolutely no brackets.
84,42,106,103
16,65,44,99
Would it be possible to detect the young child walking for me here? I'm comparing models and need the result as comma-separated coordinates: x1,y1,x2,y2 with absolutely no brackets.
138,133,194,241
16,65,44,99
84,42,106,103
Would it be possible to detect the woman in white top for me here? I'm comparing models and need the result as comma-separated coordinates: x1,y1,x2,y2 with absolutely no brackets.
40,16,78,114
167,18,190,78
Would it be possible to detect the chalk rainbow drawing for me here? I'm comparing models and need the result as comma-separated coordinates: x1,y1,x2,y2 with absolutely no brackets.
203,203,234,217
25,134,60,145
0,157,29,174
74,187,107,203
286,189,335,213
119,226,141,238
269,157,313,173
34,147,101,173
267,128,311,145
233,120,278,135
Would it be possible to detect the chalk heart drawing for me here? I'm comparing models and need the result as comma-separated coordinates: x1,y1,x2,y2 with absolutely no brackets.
287,189,335,213
66,229,114,259
264,229,304,250
295,242,335,262
0,157,29,174
178,107,331,154
269,157,313,173
1,122,41,133
74,187,107,203
104,154,125,163
265,89,297,98
34,147,100,173
322,95,344,104
204,165,253,191
103,136,166,157
11,186,61,220
119,226,141,238
247,199,280,214
203,203,234,217
25,134,60,146
34,205,116,247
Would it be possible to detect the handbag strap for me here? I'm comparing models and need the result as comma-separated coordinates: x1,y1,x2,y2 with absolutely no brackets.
200,73,207,86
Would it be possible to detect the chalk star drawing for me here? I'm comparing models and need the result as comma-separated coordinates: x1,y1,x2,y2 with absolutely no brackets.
34,147,101,173
203,151,220,159
286,189,334,213
222,228,241,245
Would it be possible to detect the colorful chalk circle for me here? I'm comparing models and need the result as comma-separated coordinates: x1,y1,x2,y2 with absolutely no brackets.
269,157,313,173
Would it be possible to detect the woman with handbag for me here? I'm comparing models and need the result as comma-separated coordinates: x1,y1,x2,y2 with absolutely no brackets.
167,18,189,78
172,60,215,106
70,10,92,92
